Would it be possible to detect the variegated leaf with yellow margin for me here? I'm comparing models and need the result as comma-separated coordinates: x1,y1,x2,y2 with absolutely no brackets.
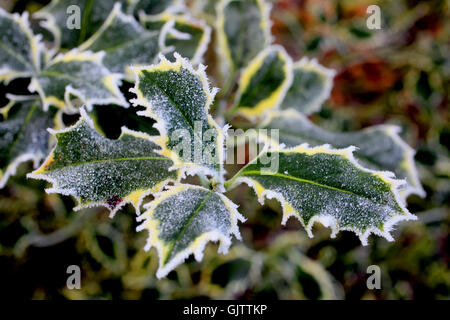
0,9,44,83
79,3,160,80
130,53,227,184
0,95,56,188
140,11,211,65
28,49,128,111
34,0,130,49
280,58,336,115
225,144,416,245
216,0,272,74
136,184,245,278
28,109,179,217
229,45,293,120
258,110,425,199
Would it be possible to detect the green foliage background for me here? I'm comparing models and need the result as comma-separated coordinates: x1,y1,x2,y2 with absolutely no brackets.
0,0,448,299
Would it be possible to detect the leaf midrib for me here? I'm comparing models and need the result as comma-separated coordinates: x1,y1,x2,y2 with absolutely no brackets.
143,73,221,172
49,156,170,171
164,192,213,264
0,41,36,74
240,170,363,198
143,73,198,133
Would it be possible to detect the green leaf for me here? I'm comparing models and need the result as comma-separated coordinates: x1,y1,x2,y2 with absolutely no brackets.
280,58,336,115
259,110,425,199
136,184,245,278
79,3,160,80
216,0,272,73
225,144,415,245
130,54,227,183
29,49,128,111
0,96,56,188
141,11,211,65
230,45,293,119
28,109,179,216
34,0,129,49
0,9,44,83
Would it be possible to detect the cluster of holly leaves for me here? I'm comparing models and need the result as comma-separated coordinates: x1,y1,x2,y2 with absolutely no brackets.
0,0,426,278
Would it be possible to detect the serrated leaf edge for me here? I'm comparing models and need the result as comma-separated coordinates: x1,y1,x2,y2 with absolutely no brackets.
283,57,336,114
28,49,128,111
0,95,52,188
27,108,179,217
259,109,426,199
33,0,63,50
136,184,246,278
0,9,44,83
129,53,227,184
140,10,212,66
79,2,161,81
216,0,273,72
226,143,416,245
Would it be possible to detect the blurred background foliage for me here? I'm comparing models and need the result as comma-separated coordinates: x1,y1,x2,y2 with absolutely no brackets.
0,0,449,299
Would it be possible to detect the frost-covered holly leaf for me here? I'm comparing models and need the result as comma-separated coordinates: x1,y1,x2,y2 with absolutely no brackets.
136,184,245,278
230,45,293,120
225,144,415,245
34,0,129,49
79,3,160,80
216,0,272,73
259,111,425,199
0,96,56,188
131,54,227,183
29,50,128,111
280,58,336,115
0,9,44,83
141,11,211,65
28,109,179,216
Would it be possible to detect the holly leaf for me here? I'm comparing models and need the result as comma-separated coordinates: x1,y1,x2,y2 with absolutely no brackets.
141,11,211,65
259,110,425,199
280,58,336,115
130,53,227,183
0,96,56,188
28,109,179,216
29,49,128,111
229,45,293,119
79,3,160,80
136,184,245,278
0,9,44,83
225,144,415,245
216,0,272,73
34,0,129,49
